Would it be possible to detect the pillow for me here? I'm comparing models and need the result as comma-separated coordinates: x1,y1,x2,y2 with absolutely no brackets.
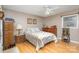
26,28,40,33
30,28,40,32
30,28,35,32
34,28,40,32
26,28,32,33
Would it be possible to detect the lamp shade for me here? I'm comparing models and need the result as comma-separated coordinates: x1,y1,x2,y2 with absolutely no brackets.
16,24,22,30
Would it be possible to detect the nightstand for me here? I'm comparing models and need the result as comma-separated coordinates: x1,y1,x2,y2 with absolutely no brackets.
15,34,26,43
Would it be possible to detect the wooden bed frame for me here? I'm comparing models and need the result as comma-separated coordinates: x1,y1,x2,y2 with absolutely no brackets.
42,25,57,36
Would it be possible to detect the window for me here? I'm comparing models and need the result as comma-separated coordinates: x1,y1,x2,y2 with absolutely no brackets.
62,14,78,29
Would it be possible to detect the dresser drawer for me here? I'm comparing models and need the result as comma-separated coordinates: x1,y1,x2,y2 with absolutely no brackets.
4,31,13,35
4,22,13,31
4,31,14,43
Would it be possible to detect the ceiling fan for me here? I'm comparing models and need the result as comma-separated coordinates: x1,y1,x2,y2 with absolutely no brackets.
44,6,59,15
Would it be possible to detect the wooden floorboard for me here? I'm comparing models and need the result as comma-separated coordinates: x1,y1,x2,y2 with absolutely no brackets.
16,40,79,53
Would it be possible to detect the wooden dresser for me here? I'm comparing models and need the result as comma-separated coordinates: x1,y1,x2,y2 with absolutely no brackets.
42,26,57,36
3,18,15,50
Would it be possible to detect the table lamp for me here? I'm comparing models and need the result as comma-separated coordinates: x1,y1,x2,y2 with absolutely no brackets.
16,24,23,36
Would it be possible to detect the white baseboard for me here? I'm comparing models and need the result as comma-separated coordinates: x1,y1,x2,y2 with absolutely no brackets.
71,40,79,44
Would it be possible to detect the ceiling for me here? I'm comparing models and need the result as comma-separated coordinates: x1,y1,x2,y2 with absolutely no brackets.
3,5,79,17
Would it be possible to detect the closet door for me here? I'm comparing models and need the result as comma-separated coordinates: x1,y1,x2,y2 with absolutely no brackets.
0,11,4,52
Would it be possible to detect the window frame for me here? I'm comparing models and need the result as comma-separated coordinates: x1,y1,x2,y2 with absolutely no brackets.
62,14,78,29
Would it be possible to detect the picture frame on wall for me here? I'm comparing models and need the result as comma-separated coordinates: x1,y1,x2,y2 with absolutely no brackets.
27,18,32,24
33,19,37,24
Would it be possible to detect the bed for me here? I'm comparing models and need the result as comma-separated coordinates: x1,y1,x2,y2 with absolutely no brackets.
25,28,57,51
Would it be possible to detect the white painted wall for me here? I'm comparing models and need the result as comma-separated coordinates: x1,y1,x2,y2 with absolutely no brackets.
43,15,62,39
4,9,43,35
43,9,79,42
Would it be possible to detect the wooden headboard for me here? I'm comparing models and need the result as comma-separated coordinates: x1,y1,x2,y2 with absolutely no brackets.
42,25,57,36
50,25,57,36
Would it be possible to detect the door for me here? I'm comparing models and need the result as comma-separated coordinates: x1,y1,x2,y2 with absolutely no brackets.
0,20,3,52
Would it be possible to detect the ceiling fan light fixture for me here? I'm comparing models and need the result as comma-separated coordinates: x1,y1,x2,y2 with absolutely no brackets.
45,8,51,15
45,11,49,15
44,5,60,15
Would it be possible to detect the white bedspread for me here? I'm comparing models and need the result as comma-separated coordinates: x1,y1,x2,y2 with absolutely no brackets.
31,31,55,40
25,31,57,51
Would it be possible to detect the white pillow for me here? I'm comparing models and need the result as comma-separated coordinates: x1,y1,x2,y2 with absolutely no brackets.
26,28,40,33
30,29,35,32
26,28,32,33
34,28,40,32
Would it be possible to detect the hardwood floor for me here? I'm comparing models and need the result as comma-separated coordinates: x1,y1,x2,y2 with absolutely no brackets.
16,40,79,53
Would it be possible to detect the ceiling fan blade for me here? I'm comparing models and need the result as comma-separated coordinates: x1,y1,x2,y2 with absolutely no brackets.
45,7,59,15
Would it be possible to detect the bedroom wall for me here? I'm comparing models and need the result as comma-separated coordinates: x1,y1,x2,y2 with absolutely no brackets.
4,9,43,34
4,8,79,42
43,9,79,42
